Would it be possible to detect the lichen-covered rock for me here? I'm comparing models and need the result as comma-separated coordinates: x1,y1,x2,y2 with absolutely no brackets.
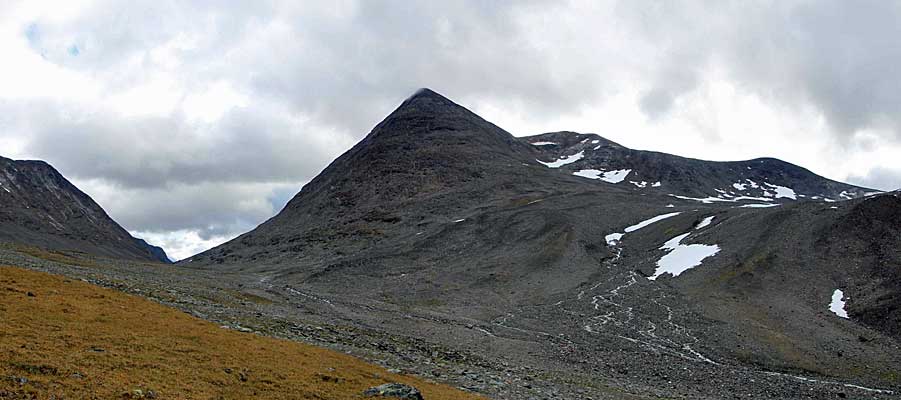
363,383,424,400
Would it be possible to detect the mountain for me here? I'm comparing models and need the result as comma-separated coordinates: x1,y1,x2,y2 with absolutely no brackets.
186,88,564,267
184,89,900,398
0,156,170,263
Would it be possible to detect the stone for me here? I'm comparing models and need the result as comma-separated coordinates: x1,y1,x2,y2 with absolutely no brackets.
363,383,424,400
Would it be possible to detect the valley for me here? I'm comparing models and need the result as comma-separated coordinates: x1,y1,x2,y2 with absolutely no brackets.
2,89,900,399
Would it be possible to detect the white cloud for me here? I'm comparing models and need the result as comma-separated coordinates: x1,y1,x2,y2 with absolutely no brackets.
130,229,234,262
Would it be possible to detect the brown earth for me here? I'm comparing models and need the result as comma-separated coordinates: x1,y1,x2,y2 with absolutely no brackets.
0,266,484,400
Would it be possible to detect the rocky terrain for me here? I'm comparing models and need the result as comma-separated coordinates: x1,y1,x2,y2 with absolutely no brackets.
0,156,169,262
2,89,899,399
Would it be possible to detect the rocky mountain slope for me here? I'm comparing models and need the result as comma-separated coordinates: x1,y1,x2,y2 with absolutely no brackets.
178,89,899,398
526,131,874,202
0,156,169,263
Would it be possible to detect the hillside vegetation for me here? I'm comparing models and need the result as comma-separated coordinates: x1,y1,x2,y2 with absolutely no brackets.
0,266,483,399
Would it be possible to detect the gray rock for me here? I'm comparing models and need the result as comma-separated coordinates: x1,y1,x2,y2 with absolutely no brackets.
363,383,424,400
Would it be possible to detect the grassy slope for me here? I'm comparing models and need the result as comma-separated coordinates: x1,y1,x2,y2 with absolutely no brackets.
0,266,484,399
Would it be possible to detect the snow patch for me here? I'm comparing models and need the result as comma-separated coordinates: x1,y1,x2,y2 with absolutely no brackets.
630,181,648,188
763,183,797,200
573,168,632,183
626,212,682,233
530,141,557,146
649,233,720,280
453,218,466,223
604,233,624,246
600,169,631,183
695,216,715,229
573,169,603,180
605,212,681,246
669,194,732,204
670,194,775,204
652,182,662,187
830,289,849,318
537,151,584,168
731,196,773,202
739,203,780,208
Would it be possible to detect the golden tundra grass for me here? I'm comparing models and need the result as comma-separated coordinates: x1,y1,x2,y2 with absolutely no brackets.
0,266,484,399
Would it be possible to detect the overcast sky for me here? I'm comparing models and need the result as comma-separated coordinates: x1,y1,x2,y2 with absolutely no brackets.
2,1,901,260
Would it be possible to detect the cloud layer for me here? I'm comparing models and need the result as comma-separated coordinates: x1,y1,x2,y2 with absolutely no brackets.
2,0,901,259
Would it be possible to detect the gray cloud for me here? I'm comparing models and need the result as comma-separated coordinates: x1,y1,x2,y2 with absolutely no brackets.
17,1,901,148
5,100,352,189
4,0,901,257
76,179,303,240
629,1,901,140
847,167,901,192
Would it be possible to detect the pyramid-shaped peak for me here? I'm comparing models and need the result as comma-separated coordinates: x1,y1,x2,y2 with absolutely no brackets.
406,87,449,101
395,88,460,112
367,88,494,139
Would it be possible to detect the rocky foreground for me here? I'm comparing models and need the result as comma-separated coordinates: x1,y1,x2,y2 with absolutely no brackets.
2,246,897,399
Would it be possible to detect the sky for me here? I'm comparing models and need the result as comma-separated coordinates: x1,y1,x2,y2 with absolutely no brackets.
2,1,901,261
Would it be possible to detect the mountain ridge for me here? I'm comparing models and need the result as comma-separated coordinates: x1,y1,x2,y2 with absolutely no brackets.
0,155,170,263
522,130,873,201
186,89,874,266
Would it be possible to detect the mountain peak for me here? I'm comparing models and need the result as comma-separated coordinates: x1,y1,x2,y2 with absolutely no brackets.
367,88,504,143
405,87,447,101
390,88,461,117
